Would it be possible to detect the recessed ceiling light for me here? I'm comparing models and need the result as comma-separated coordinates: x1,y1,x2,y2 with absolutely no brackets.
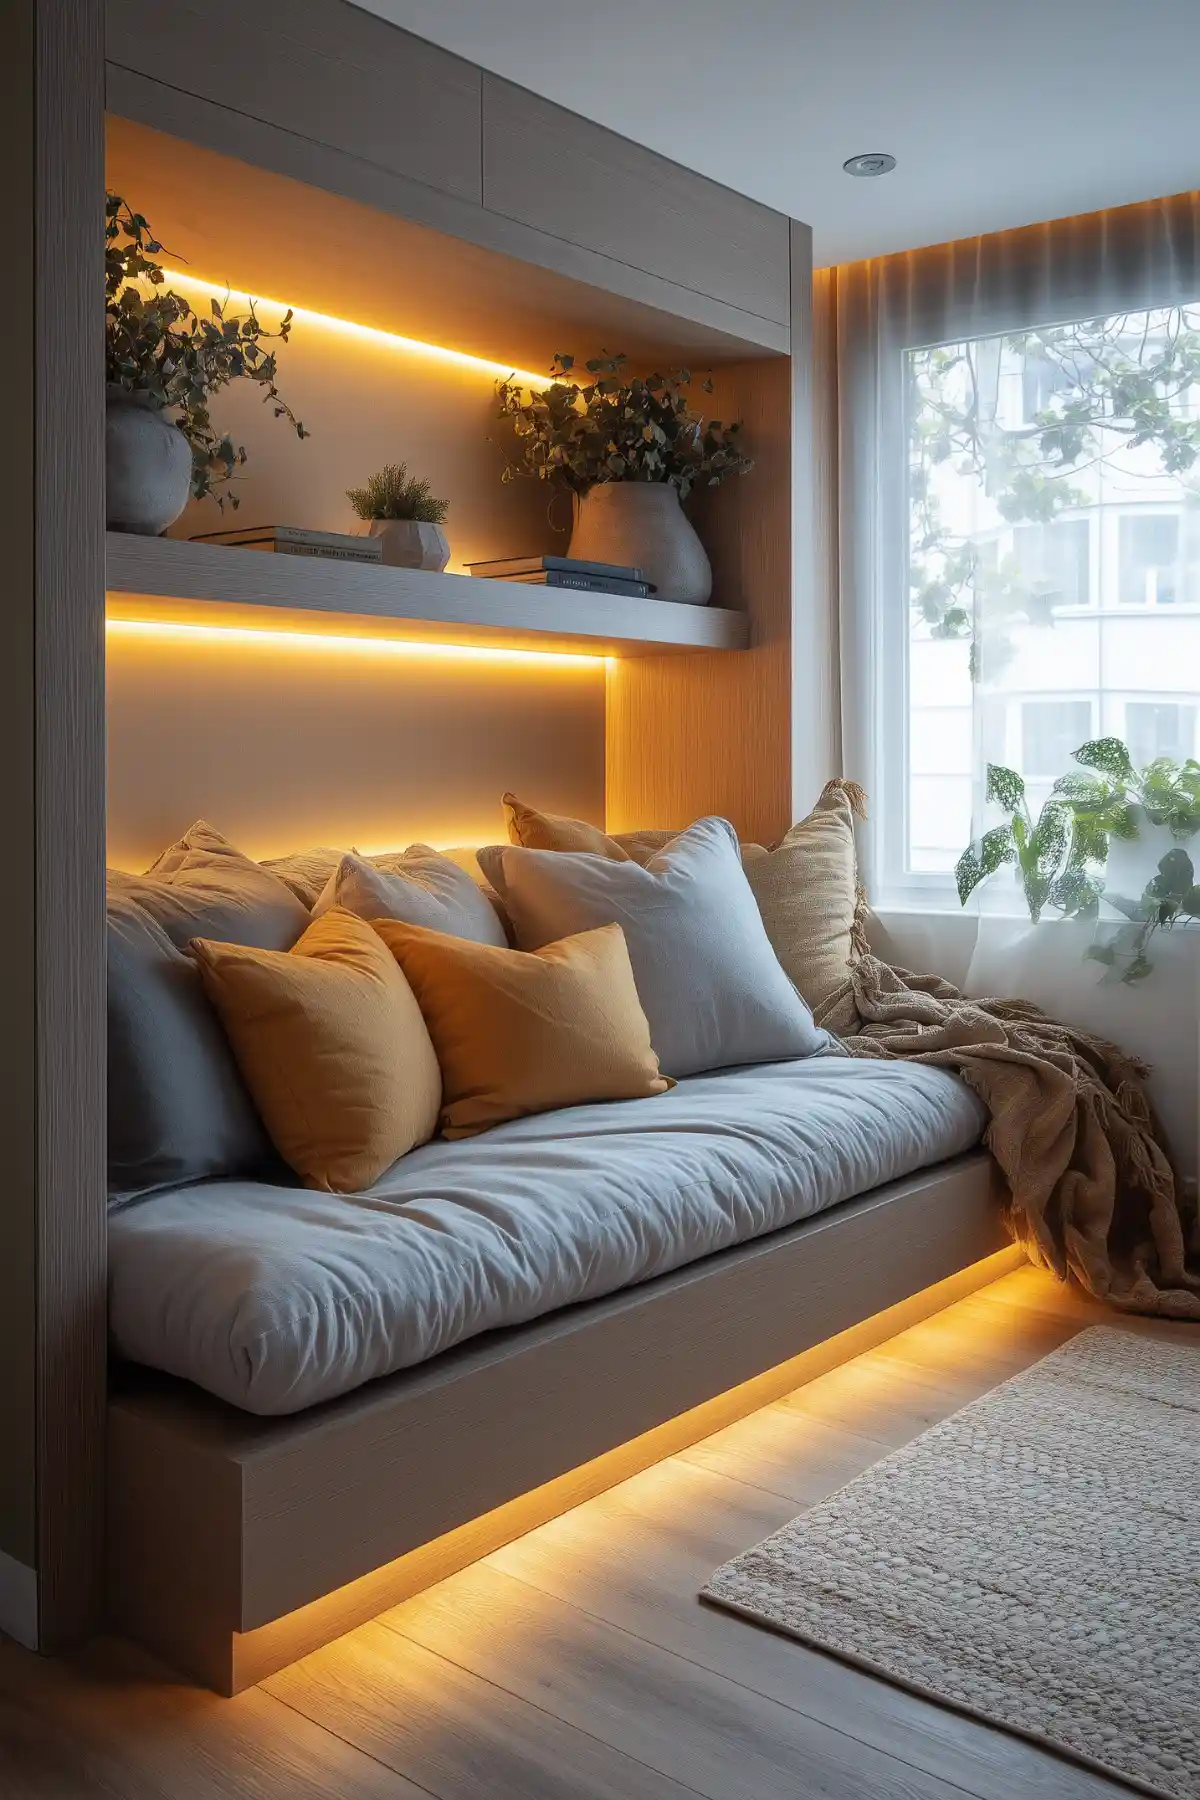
843,152,897,178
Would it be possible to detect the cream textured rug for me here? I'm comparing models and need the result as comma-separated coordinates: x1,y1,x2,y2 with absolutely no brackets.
703,1327,1199,1800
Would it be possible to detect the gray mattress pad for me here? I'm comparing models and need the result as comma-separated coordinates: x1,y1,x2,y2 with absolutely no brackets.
107,1057,988,1416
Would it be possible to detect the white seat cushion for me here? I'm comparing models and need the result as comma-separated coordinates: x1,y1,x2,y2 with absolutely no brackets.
108,1058,988,1416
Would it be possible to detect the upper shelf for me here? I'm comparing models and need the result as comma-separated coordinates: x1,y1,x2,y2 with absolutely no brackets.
104,534,751,660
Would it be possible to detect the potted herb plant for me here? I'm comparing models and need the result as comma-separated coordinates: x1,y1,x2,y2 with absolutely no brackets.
105,194,306,535
345,463,451,570
495,353,752,604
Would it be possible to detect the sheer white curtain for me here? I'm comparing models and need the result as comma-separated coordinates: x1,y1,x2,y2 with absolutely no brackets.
819,193,1200,1178
821,190,1200,904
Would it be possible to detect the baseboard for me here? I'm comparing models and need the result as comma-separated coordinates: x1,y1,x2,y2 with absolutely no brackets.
0,1549,38,1650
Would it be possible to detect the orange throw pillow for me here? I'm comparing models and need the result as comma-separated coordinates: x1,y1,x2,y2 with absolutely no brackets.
191,907,442,1193
372,919,671,1138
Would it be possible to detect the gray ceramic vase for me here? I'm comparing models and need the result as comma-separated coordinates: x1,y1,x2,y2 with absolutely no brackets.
105,389,193,536
567,481,712,605
369,518,452,571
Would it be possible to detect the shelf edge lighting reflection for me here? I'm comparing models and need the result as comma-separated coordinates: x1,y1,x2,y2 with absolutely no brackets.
105,615,608,670
156,269,554,390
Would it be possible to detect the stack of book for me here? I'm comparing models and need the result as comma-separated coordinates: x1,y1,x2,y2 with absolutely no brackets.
466,555,652,597
192,525,383,564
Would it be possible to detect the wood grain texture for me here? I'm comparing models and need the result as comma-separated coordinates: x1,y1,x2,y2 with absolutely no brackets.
104,64,787,359
606,356,795,844
106,533,749,658
606,230,824,842
9,1268,1140,1798
36,0,107,1654
0,1635,427,1799
376,1564,983,1800
102,117,765,389
0,0,106,1649
482,74,791,328
0,0,40,1589
106,0,483,203
106,1154,1008,1688
789,220,840,802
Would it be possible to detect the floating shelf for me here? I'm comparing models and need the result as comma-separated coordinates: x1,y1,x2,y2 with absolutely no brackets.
104,534,750,659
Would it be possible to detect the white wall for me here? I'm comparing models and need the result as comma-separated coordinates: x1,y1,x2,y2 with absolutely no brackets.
871,907,1199,1189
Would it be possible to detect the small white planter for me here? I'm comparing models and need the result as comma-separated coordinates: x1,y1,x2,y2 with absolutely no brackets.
106,390,192,535
369,518,451,571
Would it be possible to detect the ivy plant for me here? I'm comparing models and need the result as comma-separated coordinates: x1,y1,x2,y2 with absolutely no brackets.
106,193,307,506
495,353,753,500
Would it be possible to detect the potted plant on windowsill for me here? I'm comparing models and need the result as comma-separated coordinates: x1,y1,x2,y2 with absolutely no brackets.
346,463,451,570
955,737,1200,981
495,353,753,605
105,194,307,535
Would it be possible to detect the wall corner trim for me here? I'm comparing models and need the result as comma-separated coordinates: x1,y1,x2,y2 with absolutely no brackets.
0,1547,39,1650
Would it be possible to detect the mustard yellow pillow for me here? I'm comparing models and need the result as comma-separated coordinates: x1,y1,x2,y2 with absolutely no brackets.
743,779,868,1011
371,919,671,1138
191,907,442,1193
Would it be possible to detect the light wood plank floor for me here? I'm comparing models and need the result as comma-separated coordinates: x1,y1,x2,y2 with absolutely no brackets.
2,1264,1181,1800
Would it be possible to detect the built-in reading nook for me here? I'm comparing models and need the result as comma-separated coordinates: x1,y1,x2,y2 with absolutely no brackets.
10,9,1197,1792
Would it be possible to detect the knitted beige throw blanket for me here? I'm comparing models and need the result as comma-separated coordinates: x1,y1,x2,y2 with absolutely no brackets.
815,956,1200,1319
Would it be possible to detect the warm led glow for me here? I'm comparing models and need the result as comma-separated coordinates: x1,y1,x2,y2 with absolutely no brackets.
157,268,555,391
228,1245,1026,1683
105,614,602,669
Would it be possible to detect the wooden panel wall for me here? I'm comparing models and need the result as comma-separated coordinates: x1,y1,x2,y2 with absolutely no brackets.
606,224,822,846
0,0,106,1652
482,76,791,330
104,3,789,359
106,0,483,203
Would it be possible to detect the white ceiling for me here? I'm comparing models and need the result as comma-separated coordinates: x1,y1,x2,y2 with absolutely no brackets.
354,0,1200,267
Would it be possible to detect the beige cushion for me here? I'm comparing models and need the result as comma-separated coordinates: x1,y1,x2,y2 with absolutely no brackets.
503,792,630,860
192,907,442,1194
744,780,868,1011
502,794,765,867
374,919,671,1138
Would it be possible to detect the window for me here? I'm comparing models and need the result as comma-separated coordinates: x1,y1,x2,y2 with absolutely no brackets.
1125,701,1197,767
1021,353,1073,423
1012,521,1090,611
1118,514,1181,606
900,305,1200,894
1021,701,1093,779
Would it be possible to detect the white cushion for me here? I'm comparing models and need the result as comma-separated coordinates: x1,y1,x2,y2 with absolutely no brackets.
313,847,507,947
477,818,831,1078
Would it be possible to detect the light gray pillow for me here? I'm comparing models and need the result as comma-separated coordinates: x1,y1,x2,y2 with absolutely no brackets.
107,823,309,1202
312,847,508,946
477,818,830,1078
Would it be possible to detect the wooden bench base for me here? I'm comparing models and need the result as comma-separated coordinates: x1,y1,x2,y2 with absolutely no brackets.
107,1153,1017,1692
